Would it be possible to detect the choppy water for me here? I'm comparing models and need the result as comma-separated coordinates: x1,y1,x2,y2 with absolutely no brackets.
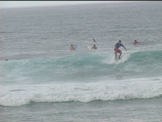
1,1,162,122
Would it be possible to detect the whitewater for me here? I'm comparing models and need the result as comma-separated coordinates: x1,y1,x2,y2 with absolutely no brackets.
1,50,162,107
1,1,162,122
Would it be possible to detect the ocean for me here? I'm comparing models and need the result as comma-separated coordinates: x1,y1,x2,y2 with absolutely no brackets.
1,1,162,122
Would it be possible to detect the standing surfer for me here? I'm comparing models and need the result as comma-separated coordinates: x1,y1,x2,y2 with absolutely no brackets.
114,40,127,60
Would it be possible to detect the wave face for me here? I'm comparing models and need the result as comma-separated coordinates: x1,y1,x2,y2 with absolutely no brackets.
2,50,162,82
1,50,162,106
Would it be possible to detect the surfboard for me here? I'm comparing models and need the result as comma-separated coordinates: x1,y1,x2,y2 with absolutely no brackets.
115,56,122,61
87,46,92,50
73,45,77,50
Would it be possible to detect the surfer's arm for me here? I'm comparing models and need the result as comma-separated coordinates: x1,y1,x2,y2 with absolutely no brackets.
123,46,127,51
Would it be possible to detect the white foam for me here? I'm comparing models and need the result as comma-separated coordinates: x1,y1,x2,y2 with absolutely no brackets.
102,52,131,64
1,77,162,106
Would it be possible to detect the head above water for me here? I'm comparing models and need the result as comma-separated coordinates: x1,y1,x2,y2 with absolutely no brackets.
119,40,121,43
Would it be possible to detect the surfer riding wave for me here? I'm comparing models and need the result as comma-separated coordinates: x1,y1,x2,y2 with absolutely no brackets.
114,40,127,60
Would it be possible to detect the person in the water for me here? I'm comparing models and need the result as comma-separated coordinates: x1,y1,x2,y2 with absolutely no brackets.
134,40,139,45
91,44,97,50
69,44,75,50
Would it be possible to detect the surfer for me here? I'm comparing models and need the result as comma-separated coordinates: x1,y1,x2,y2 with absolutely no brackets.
134,40,139,45
69,44,75,50
93,39,96,42
91,44,97,50
114,40,127,60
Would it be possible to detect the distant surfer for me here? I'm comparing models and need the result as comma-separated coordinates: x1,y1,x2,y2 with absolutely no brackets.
114,40,127,60
5,59,8,61
134,40,139,45
69,44,75,50
91,44,97,50
93,39,96,42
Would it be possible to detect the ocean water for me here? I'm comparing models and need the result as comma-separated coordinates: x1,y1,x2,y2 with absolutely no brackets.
1,1,162,122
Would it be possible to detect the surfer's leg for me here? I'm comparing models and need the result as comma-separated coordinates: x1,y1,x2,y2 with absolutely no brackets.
114,49,117,60
119,54,121,59
118,50,122,59
115,54,117,60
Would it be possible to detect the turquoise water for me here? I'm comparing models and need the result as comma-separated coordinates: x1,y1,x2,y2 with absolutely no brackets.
1,1,162,122
2,50,162,84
